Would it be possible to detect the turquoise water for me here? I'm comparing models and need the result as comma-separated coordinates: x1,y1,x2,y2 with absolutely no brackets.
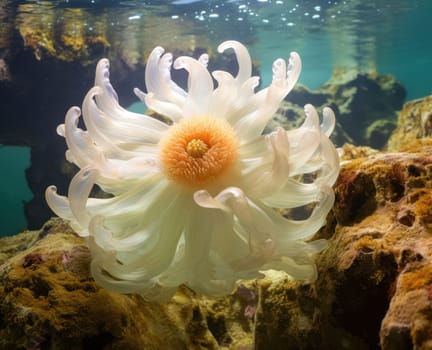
0,146,33,236
248,0,430,100
0,0,431,236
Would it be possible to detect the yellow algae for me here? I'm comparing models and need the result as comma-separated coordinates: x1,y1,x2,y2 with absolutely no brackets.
400,264,432,292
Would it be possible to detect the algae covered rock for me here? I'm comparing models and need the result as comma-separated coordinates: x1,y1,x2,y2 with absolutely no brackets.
0,220,229,349
253,95,432,349
324,70,405,148
0,219,255,349
253,144,432,349
269,71,406,148
4,144,432,349
3,148,432,349
387,95,432,151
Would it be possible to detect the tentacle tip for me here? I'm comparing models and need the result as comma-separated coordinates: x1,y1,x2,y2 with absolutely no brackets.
304,103,314,113
97,58,110,69
323,106,335,117
287,52,302,75
198,53,209,67
45,185,58,194
154,46,165,55
133,87,146,101
173,57,186,70
56,124,66,137
193,189,211,207
289,51,300,61
67,106,82,115
217,40,231,53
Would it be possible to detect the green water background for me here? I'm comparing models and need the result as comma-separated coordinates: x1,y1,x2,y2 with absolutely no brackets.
0,146,33,236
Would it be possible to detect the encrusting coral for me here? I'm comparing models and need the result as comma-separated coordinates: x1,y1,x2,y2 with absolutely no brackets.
45,40,340,300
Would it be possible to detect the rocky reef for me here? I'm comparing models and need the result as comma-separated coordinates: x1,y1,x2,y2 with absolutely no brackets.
267,69,406,149
1,95,432,349
0,218,254,349
387,95,432,152
255,140,432,350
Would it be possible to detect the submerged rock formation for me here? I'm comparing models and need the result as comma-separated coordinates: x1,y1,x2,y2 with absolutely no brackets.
2,96,432,349
253,96,432,349
387,95,432,151
0,218,254,349
269,70,406,149
254,142,432,350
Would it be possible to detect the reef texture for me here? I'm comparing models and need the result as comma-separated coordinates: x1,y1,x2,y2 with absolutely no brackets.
254,144,432,350
387,95,432,152
2,95,432,349
3,141,432,348
0,218,254,350
268,70,406,149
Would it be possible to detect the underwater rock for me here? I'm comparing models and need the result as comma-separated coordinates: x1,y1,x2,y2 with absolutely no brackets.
339,143,379,161
3,142,432,348
0,2,217,66
271,71,406,148
0,218,254,349
0,229,39,266
324,70,406,148
254,144,432,350
387,95,432,151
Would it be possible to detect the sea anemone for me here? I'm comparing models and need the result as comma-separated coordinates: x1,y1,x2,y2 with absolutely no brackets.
46,40,340,300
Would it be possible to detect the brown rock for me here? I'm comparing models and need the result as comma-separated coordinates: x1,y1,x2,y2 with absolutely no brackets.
387,95,432,152
0,219,254,349
253,146,432,349
3,144,432,349
270,72,406,149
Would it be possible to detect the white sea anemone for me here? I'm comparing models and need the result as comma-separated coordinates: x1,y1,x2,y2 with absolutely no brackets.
46,40,340,300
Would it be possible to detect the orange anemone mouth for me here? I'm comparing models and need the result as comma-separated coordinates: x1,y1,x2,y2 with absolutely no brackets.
160,116,239,189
